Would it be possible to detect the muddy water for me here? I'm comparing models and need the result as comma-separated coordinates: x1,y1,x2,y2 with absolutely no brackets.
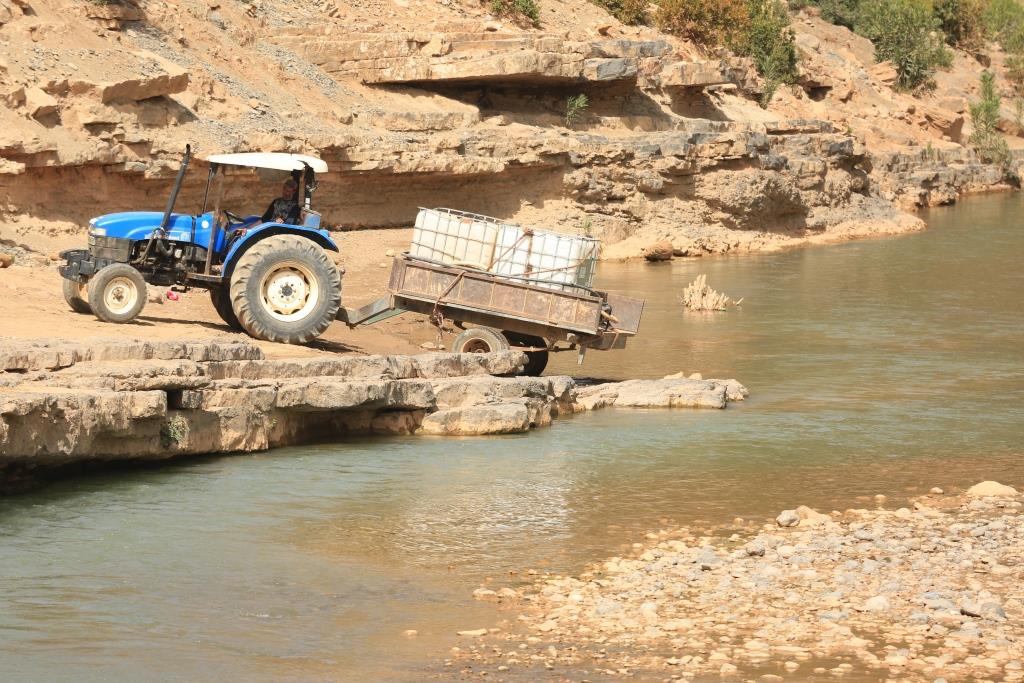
1,195,1023,682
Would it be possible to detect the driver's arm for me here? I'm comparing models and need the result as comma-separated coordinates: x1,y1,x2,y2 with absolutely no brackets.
261,200,276,223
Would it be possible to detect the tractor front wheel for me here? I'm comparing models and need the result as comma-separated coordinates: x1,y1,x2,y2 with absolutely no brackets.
209,286,242,331
229,235,341,344
88,264,147,323
62,277,91,314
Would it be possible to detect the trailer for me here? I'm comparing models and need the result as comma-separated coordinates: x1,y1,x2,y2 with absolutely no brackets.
339,253,644,376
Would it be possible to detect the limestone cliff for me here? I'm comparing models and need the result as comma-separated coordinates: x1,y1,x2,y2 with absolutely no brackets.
0,0,1018,260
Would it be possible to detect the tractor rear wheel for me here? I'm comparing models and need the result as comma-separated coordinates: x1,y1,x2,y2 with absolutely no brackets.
502,332,549,376
88,263,147,323
229,235,341,344
62,278,91,314
209,286,242,331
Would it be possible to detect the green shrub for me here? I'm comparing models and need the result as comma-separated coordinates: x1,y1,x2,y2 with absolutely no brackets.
1007,52,1024,92
160,415,189,447
933,0,988,50
853,0,951,91
592,0,648,25
655,0,751,45
970,70,1012,167
490,0,540,24
735,0,799,106
565,93,589,126
805,0,860,27
983,0,1024,41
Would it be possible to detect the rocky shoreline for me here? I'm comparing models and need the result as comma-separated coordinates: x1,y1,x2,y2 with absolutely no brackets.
456,482,1023,682
0,339,746,491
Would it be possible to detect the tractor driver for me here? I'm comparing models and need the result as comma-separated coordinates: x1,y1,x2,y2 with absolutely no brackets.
261,178,301,225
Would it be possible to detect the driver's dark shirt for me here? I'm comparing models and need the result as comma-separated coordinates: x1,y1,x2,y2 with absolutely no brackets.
261,198,300,225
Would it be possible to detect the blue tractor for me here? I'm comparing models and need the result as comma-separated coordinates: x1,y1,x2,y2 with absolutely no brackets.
59,147,343,344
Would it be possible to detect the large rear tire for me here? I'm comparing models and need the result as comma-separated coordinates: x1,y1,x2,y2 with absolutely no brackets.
88,263,147,324
229,235,341,344
62,278,91,314
209,286,242,331
451,327,510,354
502,332,549,376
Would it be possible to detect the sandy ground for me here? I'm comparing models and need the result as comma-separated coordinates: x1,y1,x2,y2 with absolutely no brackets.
0,227,445,359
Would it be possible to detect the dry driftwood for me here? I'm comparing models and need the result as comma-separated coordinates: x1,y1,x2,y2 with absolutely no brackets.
679,274,742,311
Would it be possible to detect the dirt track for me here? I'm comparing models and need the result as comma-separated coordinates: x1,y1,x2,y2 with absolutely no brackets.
0,227,438,358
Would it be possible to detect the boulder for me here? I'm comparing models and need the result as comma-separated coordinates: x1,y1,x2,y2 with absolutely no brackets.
419,402,531,435
966,481,1019,498
794,505,831,526
919,105,964,142
98,53,190,103
869,61,898,86
0,252,12,268
574,378,738,410
642,240,673,262
776,510,800,527
24,87,58,119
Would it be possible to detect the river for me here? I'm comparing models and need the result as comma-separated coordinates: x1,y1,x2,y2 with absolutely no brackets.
1,195,1022,681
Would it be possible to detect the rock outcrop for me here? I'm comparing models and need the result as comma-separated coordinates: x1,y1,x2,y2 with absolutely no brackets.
0,339,746,489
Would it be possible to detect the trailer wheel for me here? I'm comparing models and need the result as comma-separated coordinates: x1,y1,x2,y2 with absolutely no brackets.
62,278,92,315
451,327,510,354
88,263,146,323
502,332,549,377
230,234,341,344
209,286,242,331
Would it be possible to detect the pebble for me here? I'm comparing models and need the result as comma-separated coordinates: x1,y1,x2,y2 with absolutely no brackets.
775,510,800,527
862,595,891,612
457,628,487,637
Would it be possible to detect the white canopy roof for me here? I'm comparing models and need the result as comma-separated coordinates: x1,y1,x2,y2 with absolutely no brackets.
206,152,328,173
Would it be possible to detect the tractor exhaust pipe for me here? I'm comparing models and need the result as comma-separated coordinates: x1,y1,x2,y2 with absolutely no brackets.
160,144,192,230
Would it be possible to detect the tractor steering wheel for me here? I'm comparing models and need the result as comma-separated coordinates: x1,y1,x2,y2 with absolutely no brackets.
222,209,246,224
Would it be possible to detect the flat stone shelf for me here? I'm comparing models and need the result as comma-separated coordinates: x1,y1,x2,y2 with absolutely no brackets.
0,340,746,490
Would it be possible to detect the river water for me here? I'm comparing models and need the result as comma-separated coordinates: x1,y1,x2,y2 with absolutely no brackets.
1,195,1022,682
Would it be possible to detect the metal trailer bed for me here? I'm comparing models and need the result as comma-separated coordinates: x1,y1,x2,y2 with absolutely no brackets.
338,254,644,364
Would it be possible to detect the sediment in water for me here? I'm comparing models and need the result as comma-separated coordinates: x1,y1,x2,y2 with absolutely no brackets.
0,339,746,491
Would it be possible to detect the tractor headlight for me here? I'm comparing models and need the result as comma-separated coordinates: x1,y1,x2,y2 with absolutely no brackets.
90,227,107,237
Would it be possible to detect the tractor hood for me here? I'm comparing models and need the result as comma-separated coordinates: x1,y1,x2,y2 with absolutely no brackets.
89,212,196,242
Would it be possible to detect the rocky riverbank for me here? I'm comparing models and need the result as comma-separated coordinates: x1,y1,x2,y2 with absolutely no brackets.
0,338,746,491
456,482,1024,681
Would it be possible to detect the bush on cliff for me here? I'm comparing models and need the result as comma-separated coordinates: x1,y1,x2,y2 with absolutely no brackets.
983,0,1024,42
735,0,800,106
970,70,1012,167
656,0,798,107
489,0,540,25
655,0,751,44
852,0,952,91
592,0,649,25
801,0,859,27
934,0,988,50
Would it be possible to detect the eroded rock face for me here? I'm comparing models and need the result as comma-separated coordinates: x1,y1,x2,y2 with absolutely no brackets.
3,16,1006,264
